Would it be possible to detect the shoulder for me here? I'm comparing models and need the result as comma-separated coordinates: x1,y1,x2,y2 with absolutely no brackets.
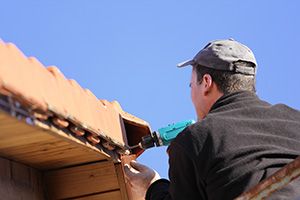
167,121,214,177
169,121,211,158
175,121,210,143
272,103,300,117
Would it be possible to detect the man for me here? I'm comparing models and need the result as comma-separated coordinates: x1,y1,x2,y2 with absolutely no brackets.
124,39,300,199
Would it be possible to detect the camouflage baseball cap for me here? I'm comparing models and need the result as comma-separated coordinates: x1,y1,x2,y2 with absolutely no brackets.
177,39,257,75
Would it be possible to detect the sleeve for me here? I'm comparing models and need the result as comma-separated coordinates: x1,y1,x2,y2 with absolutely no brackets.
145,142,206,200
145,179,171,200
167,141,206,200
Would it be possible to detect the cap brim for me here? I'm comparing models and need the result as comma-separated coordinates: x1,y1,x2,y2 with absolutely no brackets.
177,59,194,68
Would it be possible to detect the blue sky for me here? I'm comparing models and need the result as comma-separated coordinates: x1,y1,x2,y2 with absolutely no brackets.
1,1,299,178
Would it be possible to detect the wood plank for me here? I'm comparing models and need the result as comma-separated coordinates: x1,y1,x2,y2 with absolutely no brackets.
44,161,120,200
0,111,108,169
11,161,31,187
30,167,44,199
115,164,129,200
0,156,11,180
0,157,44,200
72,190,122,200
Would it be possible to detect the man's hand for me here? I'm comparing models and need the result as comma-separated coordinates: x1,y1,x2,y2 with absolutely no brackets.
124,160,161,199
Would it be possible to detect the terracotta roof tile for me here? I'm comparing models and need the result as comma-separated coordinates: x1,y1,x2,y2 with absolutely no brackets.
0,42,44,111
0,39,150,157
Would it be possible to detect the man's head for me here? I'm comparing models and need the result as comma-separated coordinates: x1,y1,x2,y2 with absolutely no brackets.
178,39,257,120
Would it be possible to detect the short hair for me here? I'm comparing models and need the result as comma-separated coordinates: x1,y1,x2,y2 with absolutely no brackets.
193,63,256,94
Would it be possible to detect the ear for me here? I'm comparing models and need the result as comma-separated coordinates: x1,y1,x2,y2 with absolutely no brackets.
202,74,213,95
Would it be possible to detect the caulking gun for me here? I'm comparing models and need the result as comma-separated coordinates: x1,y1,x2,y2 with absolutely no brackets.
129,119,195,150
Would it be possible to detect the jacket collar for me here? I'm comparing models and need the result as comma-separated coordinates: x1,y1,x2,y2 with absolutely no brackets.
209,91,258,113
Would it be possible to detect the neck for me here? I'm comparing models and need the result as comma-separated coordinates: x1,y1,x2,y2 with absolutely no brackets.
198,91,223,120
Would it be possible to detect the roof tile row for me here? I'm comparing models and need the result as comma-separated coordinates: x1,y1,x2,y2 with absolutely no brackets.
0,40,150,151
